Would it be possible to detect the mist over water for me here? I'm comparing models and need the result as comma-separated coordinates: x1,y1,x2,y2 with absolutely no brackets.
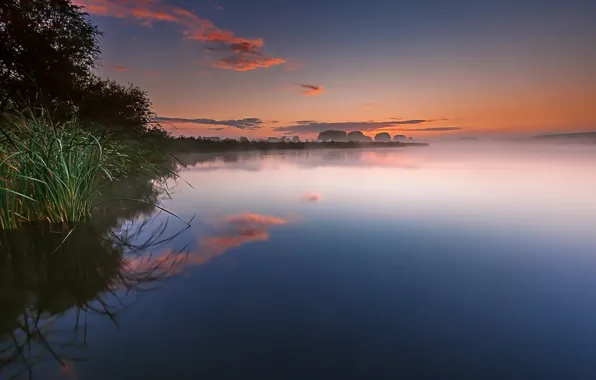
3,143,596,379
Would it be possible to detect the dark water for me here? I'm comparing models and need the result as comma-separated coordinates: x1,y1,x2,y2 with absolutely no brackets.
2,144,596,379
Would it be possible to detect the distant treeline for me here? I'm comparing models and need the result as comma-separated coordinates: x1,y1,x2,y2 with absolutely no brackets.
171,136,427,153
317,130,414,142
534,132,596,140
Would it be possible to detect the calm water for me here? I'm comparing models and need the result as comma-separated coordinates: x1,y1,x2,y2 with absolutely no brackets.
3,143,596,379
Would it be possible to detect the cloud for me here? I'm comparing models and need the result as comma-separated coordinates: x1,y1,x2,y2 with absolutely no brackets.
208,0,225,11
274,119,457,134
74,0,284,71
224,213,287,229
156,116,263,130
124,213,288,273
303,192,321,201
112,64,129,72
196,213,287,259
299,84,325,96
208,127,225,131
391,127,463,132
362,102,374,107
212,55,286,72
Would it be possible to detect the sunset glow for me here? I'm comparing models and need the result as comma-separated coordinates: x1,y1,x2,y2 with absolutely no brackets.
74,0,595,139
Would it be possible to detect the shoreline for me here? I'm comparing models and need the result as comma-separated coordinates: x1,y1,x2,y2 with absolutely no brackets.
171,140,429,153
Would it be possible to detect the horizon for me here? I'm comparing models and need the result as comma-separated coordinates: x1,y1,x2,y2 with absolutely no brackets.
75,0,596,139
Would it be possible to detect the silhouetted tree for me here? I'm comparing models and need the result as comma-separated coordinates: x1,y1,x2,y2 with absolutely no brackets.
393,134,407,141
347,131,372,142
0,0,101,113
77,77,157,136
318,130,347,141
375,132,391,142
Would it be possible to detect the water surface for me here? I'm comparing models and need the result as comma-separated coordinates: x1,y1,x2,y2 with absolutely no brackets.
3,143,596,379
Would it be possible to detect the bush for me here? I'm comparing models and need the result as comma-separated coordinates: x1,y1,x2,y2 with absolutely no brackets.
0,111,153,229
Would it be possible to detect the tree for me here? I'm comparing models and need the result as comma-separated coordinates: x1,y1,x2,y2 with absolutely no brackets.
318,130,347,142
0,0,101,113
347,131,372,142
77,78,157,136
374,132,391,142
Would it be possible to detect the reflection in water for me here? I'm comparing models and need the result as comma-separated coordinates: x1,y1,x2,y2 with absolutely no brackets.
127,213,289,276
303,192,322,202
175,149,420,172
202,213,287,258
0,171,191,379
7,145,596,379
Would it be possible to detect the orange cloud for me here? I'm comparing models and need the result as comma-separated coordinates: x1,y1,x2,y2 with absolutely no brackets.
224,212,287,228
171,7,202,21
74,0,284,71
299,84,325,96
112,64,129,72
190,28,264,52
124,213,288,275
75,0,180,23
84,3,109,15
213,56,287,72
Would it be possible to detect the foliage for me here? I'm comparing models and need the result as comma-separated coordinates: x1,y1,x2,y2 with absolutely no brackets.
348,131,372,142
318,130,348,141
77,77,159,137
0,1,168,138
0,212,190,377
374,132,391,142
0,111,160,229
0,0,101,114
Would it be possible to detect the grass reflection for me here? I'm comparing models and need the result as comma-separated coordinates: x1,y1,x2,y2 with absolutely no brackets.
0,199,191,379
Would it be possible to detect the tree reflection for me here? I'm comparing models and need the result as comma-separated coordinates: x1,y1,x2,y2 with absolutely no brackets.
174,149,418,172
0,174,191,379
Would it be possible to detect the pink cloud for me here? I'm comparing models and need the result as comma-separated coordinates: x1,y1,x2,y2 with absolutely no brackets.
124,213,288,275
303,192,322,201
74,0,285,71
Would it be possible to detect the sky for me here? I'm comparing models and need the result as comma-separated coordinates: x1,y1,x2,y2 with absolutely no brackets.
73,0,596,139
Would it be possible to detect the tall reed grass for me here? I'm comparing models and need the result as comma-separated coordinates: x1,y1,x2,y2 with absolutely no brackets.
0,112,155,229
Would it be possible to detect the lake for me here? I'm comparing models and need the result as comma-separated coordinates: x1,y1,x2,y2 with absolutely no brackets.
2,143,596,379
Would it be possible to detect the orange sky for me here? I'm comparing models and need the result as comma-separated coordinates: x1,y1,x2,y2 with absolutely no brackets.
74,0,596,139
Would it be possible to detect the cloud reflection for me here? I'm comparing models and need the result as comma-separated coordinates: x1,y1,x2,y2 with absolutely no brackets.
303,192,322,201
125,213,288,274
176,150,420,172
58,360,77,379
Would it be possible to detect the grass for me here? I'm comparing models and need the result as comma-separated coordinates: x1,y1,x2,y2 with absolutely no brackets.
0,111,158,229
